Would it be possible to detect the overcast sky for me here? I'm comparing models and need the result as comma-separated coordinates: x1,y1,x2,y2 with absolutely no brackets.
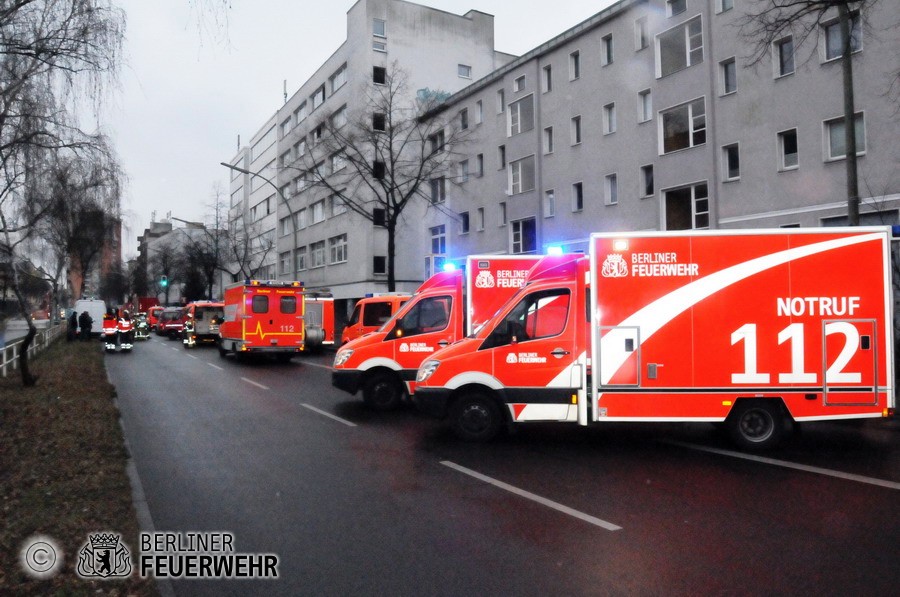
107,0,614,257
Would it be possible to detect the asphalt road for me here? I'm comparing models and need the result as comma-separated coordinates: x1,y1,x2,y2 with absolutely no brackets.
109,336,900,596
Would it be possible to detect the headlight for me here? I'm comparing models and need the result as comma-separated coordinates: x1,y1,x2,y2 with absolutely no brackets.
417,360,441,383
333,349,354,367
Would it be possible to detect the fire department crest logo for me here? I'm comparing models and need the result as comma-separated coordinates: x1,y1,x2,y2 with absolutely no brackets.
399,343,410,353
506,352,518,364
474,270,495,288
601,254,628,278
76,533,131,579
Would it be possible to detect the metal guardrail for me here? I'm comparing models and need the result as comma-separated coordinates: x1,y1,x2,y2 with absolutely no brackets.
1,323,64,378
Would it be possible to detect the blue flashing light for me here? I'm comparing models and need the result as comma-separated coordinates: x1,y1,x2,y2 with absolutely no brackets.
547,245,564,256
892,225,900,237
442,262,457,272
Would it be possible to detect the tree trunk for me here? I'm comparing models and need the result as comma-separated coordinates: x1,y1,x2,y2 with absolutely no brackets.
840,3,860,225
387,218,397,292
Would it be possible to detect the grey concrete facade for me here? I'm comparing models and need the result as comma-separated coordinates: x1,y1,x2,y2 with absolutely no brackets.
423,0,900,259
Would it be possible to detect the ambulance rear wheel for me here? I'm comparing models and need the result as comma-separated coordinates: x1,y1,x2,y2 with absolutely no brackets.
362,372,403,411
451,393,501,442
727,401,789,451
218,343,227,358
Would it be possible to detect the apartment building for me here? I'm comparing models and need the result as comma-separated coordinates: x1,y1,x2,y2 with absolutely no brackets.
225,0,516,319
423,0,900,261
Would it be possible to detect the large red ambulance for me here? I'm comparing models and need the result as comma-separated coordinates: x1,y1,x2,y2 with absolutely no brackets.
218,280,306,362
414,228,896,450
332,255,540,410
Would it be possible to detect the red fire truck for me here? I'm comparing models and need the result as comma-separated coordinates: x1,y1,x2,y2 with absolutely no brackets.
218,280,306,362
332,255,541,410
414,228,896,450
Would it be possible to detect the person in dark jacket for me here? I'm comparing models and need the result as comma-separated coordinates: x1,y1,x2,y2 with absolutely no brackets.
68,310,78,341
78,311,93,341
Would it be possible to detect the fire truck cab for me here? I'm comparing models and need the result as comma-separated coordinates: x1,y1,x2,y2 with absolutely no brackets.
340,293,410,345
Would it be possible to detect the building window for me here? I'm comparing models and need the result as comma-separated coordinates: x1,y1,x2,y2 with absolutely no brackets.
476,207,485,231
475,100,483,124
295,102,308,124
458,159,470,183
778,129,799,170
497,88,505,113
373,18,386,37
543,189,556,218
373,160,385,179
657,16,703,78
373,40,386,52
635,16,649,51
430,177,446,203
311,200,326,224
542,65,552,92
605,174,618,205
667,0,686,17
641,165,654,197
476,153,484,176
329,234,348,264
295,246,307,272
720,57,737,94
429,130,445,153
508,95,534,136
279,216,292,237
373,66,386,85
569,50,581,80
330,105,347,129
499,201,507,226
660,98,706,154
458,64,472,78
824,12,861,61
373,208,386,227
664,183,709,230
459,211,470,234
329,63,347,94
572,182,584,212
430,224,446,255
509,155,536,195
309,241,326,268
602,34,614,66
296,208,307,230
825,113,865,160
280,118,291,138
511,218,537,254
373,256,387,275
514,75,525,92
373,112,386,131
571,115,582,145
723,144,740,180
498,145,506,168
279,251,291,275
460,108,469,130
775,37,794,77
638,89,652,123
718,0,734,13
311,84,326,110
331,193,347,215
543,126,554,154
603,103,616,135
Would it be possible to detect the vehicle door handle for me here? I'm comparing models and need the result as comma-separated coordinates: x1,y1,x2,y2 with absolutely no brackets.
438,340,450,347
551,348,570,357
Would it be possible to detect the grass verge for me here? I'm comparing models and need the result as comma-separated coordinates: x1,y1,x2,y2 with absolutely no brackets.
0,336,157,596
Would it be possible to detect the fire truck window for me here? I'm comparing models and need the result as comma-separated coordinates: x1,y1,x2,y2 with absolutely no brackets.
252,296,269,313
363,302,393,326
396,295,451,337
195,310,204,320
281,296,297,314
348,304,361,326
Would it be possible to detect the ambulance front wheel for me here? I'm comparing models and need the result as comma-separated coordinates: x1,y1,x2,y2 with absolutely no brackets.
362,372,403,411
727,400,791,451
450,393,502,442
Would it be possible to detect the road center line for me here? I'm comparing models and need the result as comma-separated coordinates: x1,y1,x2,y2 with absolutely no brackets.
207,363,224,371
240,377,269,391
301,404,357,427
665,441,900,490
441,461,622,531
302,361,334,371
187,355,198,360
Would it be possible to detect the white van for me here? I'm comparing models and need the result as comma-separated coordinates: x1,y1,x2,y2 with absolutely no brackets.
74,299,107,336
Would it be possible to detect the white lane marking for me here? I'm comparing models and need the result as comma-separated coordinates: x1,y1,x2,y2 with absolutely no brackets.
666,441,900,490
302,404,357,427
187,355,198,360
441,461,622,531
241,377,269,391
207,363,224,371
302,361,334,371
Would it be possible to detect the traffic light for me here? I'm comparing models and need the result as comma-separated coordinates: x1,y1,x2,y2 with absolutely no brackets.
160,275,168,288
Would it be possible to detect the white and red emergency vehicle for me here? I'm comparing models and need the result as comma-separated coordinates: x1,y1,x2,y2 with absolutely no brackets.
414,228,896,450
332,255,541,410
340,293,410,345
304,294,336,351
218,280,306,362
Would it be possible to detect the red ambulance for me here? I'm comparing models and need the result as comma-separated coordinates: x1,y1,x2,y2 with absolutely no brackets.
414,228,896,450
218,280,306,362
340,294,410,345
331,255,540,410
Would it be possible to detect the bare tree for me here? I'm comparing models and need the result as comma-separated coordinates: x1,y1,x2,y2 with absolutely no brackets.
221,207,276,282
149,243,180,305
739,0,885,225
288,63,466,291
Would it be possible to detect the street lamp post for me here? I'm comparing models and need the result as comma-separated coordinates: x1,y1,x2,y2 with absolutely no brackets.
220,162,298,281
